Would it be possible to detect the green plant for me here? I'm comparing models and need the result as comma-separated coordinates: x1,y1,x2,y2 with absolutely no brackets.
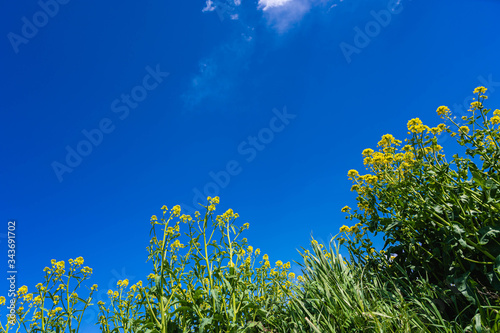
98,197,296,333
283,239,460,332
0,258,96,333
340,86,500,329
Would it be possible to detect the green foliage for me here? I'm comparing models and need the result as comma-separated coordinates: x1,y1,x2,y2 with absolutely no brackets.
98,199,295,333
0,258,96,333
285,240,461,332
341,86,500,329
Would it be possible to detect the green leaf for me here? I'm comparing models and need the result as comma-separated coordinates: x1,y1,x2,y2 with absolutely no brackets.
478,226,500,246
473,313,484,332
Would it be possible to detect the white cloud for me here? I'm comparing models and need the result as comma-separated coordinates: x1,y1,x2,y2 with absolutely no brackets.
202,0,241,20
258,0,312,33
258,0,293,11
202,0,216,12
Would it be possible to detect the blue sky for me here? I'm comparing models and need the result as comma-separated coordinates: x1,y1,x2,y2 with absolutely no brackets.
2,0,500,330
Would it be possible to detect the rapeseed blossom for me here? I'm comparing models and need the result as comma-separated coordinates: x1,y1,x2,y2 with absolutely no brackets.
436,105,450,118
459,126,470,135
341,206,351,213
473,86,487,94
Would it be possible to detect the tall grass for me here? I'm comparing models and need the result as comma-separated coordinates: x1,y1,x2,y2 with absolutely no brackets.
278,241,463,332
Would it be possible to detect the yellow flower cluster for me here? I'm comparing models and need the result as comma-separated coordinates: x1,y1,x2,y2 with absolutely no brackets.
216,208,240,226
491,115,500,125
50,259,65,275
469,101,482,111
68,256,84,266
459,126,470,135
172,205,181,216
473,86,487,94
117,279,129,288
170,239,185,250
341,206,351,213
377,134,401,147
407,118,427,134
17,285,28,296
436,106,450,118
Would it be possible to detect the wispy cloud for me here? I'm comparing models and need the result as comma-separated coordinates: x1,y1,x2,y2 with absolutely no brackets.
258,0,293,11
202,0,242,19
202,0,216,12
257,0,313,33
182,31,255,109
257,0,338,33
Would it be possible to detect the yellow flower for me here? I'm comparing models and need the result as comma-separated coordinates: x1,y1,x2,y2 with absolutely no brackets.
473,86,487,94
275,260,283,267
0,296,5,306
491,116,500,125
161,205,168,210
407,118,426,134
341,206,351,213
17,286,28,296
91,284,98,291
98,301,105,306
247,246,253,253
255,248,261,256
263,254,269,261
81,266,93,274
243,223,250,229
339,225,350,233
289,272,295,279
171,239,184,249
151,215,158,221
362,148,374,157
469,101,482,110
284,262,291,269
365,174,378,185
172,205,181,216
180,214,192,223
33,295,42,305
377,134,400,147
493,109,500,116
459,126,470,135
436,106,450,117
347,169,359,179
75,257,84,266
147,273,156,280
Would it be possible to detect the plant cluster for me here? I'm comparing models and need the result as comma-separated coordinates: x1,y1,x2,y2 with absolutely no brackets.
339,86,500,330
